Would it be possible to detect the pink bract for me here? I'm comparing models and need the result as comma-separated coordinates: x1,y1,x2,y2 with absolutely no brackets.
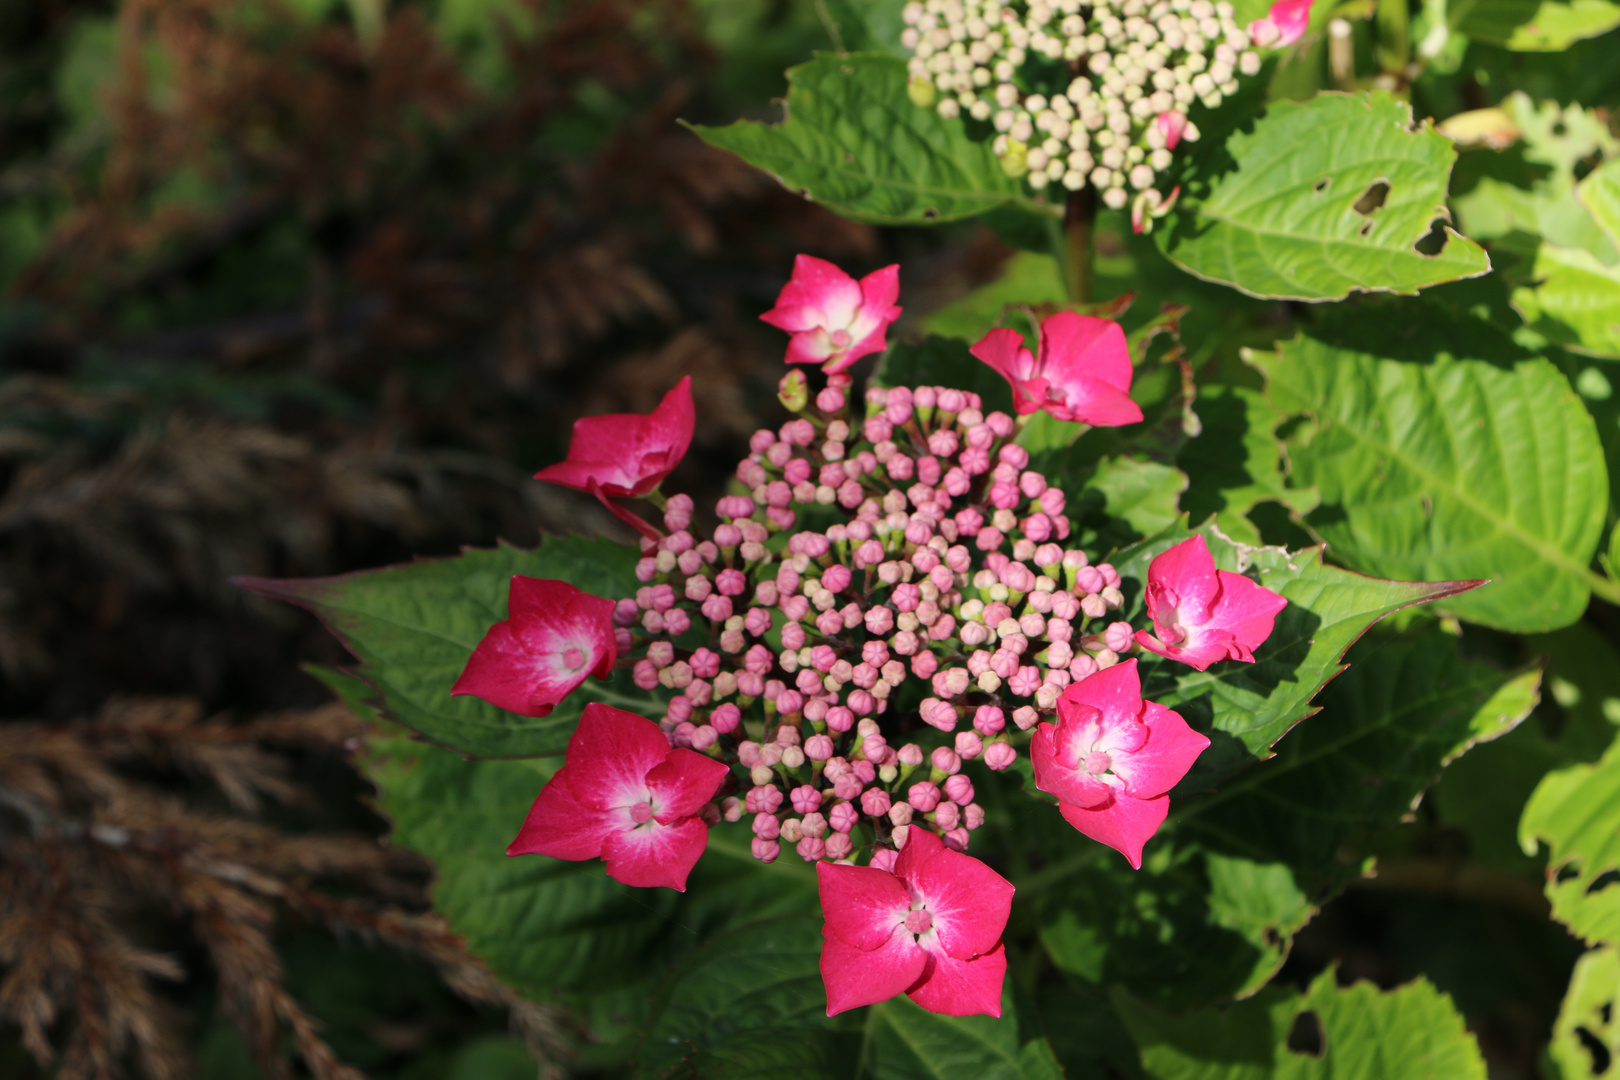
1031,660,1209,869
1248,0,1312,47
1156,110,1188,150
969,312,1143,427
452,576,617,718
534,376,694,499
760,255,902,375
1133,535,1288,671
817,826,1013,1017
508,703,729,890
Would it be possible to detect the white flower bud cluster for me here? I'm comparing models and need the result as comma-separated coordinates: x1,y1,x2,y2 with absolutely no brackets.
901,0,1261,209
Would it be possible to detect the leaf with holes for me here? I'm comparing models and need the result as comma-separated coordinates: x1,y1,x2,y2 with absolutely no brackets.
688,53,1038,226
236,536,654,758
1156,92,1489,301
1115,970,1487,1080
1520,737,1620,945
1546,944,1620,1079
1253,302,1609,633
1111,523,1483,793
1452,0,1620,48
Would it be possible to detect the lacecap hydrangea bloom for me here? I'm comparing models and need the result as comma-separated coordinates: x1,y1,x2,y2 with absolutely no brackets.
455,256,1287,1017
898,0,1314,225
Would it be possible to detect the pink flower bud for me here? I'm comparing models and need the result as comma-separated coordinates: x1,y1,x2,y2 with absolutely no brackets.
816,386,846,412
890,630,920,657
848,689,877,715
911,651,939,680
858,732,887,760
791,785,822,814
801,812,828,839
870,848,900,872
753,813,781,839
955,731,984,759
826,802,857,834
895,743,924,768
859,788,893,818
888,801,914,826
1012,706,1040,731
975,527,1005,552
941,773,974,805
1023,514,1053,542
998,443,1030,470
701,594,733,622
920,698,958,732
824,706,854,732
776,690,804,716
944,828,970,852
751,838,781,863
978,744,1014,772
931,747,962,775
908,783,941,812
1104,621,1135,653
1081,594,1109,619
933,801,961,830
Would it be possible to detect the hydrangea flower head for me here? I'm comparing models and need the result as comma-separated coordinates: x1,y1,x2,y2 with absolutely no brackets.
509,703,729,890
970,312,1143,427
534,376,694,499
817,826,1013,1016
1031,660,1209,868
1133,535,1288,671
451,577,616,717
760,255,902,375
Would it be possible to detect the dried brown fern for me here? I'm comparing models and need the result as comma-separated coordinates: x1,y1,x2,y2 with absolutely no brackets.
0,696,567,1080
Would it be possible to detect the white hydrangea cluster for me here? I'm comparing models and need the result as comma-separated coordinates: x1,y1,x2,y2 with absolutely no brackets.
901,0,1262,212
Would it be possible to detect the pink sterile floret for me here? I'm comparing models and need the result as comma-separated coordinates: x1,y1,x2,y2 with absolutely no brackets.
1133,535,1288,672
759,255,903,375
533,376,694,499
817,826,1014,1017
1031,660,1209,869
969,312,1143,427
1248,0,1312,47
452,576,616,718
508,703,729,890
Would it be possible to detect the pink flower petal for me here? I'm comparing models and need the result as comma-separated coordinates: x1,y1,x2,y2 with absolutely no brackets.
451,621,564,718
1270,0,1313,43
562,703,674,813
821,928,928,1015
601,816,710,890
1106,702,1210,800
1061,659,1150,731
905,848,1014,960
817,862,912,951
1057,790,1170,869
1146,535,1221,624
533,377,693,499
1040,312,1133,395
1213,570,1290,650
645,748,730,823
906,941,1006,1017
1031,721,1114,809
770,254,864,329
506,767,617,860
892,823,947,881
970,328,1044,416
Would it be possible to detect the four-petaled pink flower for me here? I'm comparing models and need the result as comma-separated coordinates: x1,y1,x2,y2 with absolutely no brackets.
817,826,1014,1017
1248,0,1312,47
970,312,1143,427
452,577,616,717
760,255,902,375
508,703,729,890
1133,535,1288,672
1031,660,1209,869
534,377,694,539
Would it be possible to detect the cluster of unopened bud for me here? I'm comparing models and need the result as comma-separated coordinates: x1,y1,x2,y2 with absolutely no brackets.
617,378,1153,869
901,0,1259,215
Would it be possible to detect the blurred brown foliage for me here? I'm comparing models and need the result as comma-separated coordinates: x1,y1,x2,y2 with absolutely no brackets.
0,0,884,1074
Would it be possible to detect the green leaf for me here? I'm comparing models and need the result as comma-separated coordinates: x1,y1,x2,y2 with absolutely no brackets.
1115,969,1487,1080
818,0,910,54
1546,944,1620,1079
1181,626,1542,897
357,709,680,997
920,252,1068,343
1155,92,1490,301
633,917,856,1080
1112,524,1483,793
1036,841,1312,1010
1178,385,1320,546
688,53,1037,226
1582,158,1620,248
1072,456,1190,550
237,535,653,758
1453,0,1620,48
1512,242,1620,358
1253,302,1611,632
863,993,1064,1080
1520,737,1620,945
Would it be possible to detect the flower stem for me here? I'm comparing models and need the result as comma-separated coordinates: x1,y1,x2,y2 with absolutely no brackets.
1062,188,1096,305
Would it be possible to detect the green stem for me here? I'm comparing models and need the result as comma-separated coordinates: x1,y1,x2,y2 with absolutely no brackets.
1061,188,1096,304
1377,0,1411,78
